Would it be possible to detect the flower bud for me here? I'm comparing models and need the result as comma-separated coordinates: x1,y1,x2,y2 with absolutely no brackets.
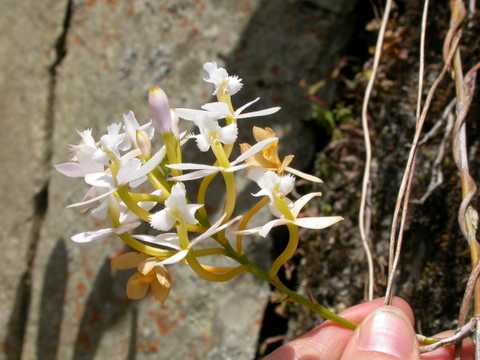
148,86,172,134
136,130,152,158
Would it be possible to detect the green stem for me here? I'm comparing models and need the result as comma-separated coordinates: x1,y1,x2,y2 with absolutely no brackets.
221,242,356,330
116,186,151,222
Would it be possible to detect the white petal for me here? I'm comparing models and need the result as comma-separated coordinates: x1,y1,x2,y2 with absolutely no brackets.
122,149,143,161
293,216,343,230
190,215,241,247
139,121,155,139
183,204,203,225
291,192,322,217
231,137,278,165
236,107,281,119
122,111,140,144
201,102,230,116
133,234,180,250
235,227,261,235
224,164,248,173
67,188,117,208
285,166,323,183
227,75,243,95
134,233,178,243
195,134,211,152
235,218,289,238
117,147,166,185
115,221,142,234
85,172,114,188
259,219,290,237
279,175,295,195
160,250,188,265
71,228,114,243
219,123,238,145
252,189,271,199
235,97,260,116
169,182,187,200
150,209,175,231
55,162,85,178
167,163,220,171
129,176,148,188
175,108,207,121
169,169,218,182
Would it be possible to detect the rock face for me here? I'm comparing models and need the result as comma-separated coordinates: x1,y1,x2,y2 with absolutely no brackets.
0,0,68,358
0,0,358,359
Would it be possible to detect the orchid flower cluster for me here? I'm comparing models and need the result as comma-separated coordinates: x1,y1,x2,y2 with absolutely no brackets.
55,62,346,324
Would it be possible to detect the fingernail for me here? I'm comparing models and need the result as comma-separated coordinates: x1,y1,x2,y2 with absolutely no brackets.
357,306,415,359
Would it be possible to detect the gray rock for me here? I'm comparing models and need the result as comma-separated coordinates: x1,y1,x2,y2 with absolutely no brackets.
0,0,68,359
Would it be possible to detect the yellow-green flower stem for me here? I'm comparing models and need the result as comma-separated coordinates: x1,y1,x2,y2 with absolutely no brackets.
146,173,170,195
107,200,171,258
197,173,215,223
216,88,236,157
269,194,299,278
162,132,182,177
135,150,171,195
128,192,164,203
116,185,151,222
219,241,356,330
196,88,235,220
211,140,236,220
236,197,269,254
176,221,246,282
216,88,235,118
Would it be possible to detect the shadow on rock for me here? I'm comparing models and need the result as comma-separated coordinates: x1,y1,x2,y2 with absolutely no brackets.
72,259,132,360
36,239,69,359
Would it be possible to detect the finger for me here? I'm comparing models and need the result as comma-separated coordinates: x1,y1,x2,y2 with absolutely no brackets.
265,297,413,360
341,305,419,360
420,330,475,360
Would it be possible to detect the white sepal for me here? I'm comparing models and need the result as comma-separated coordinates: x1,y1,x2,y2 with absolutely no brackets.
67,188,117,208
285,166,323,183
290,192,322,217
236,107,281,119
293,216,343,229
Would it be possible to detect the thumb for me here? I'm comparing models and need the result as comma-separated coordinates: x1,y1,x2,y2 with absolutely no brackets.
341,305,419,360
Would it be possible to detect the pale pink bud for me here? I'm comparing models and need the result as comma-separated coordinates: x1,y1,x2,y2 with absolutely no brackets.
148,87,172,134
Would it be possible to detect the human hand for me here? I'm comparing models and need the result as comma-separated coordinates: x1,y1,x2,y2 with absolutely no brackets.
265,297,474,360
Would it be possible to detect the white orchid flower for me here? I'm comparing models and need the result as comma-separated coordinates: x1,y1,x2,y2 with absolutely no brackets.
237,192,343,237
139,214,241,265
67,148,166,208
100,122,128,156
167,137,278,182
71,190,161,243
174,107,237,152
176,99,280,125
203,62,243,96
149,183,203,231
252,171,295,203
71,221,141,243
122,111,155,150
55,129,107,178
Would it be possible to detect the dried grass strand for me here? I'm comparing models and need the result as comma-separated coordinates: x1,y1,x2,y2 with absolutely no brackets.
358,0,393,301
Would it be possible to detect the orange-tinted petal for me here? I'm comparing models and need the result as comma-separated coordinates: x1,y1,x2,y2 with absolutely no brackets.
111,252,148,273
126,272,150,300
137,257,160,275
252,126,276,141
151,267,172,304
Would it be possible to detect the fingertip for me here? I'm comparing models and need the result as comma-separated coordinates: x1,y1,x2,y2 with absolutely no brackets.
341,306,418,360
